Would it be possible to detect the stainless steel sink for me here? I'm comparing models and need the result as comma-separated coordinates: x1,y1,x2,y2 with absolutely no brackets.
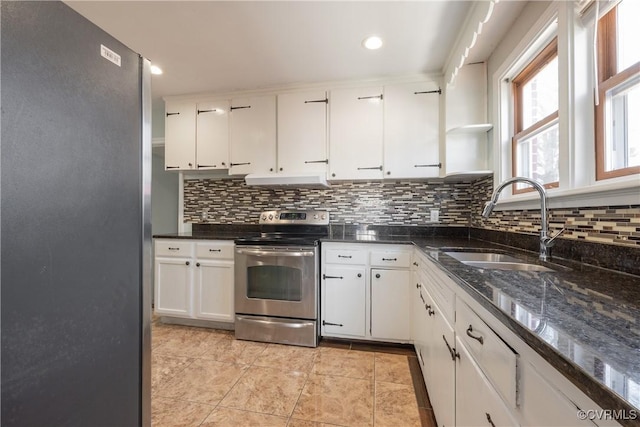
444,252,522,263
460,261,554,272
444,251,554,272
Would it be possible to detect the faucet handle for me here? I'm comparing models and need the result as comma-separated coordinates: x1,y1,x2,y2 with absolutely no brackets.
547,228,566,246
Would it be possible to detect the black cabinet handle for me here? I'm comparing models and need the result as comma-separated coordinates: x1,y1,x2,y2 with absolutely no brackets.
382,258,397,261
197,164,216,168
420,293,425,304
413,262,419,266
357,94,383,100
337,255,352,259
168,247,180,251
166,112,180,117
304,98,328,104
196,262,200,267
185,261,190,266
414,163,442,168
416,283,420,289
323,274,343,280
414,89,442,95
357,166,383,171
466,325,484,345
443,335,459,361
230,105,251,111
197,108,220,114
230,162,251,167
304,159,329,164
209,249,221,252
166,166,180,169
375,273,381,279
427,306,435,316
486,413,496,427
322,320,343,327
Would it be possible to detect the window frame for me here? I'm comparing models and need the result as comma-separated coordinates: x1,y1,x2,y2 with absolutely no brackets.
511,37,560,194
595,4,640,181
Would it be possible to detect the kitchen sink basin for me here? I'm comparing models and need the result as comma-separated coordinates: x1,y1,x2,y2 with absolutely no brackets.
444,251,554,272
444,252,522,263
460,261,554,272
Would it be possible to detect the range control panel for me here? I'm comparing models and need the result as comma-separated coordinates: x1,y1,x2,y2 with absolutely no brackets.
259,210,329,225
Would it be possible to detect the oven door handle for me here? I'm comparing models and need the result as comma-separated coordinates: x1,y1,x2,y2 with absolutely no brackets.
236,248,315,257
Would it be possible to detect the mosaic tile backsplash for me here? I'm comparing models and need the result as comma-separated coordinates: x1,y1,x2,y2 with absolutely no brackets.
183,176,640,248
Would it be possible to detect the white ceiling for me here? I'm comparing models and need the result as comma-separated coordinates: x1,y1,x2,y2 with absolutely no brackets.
65,1,526,105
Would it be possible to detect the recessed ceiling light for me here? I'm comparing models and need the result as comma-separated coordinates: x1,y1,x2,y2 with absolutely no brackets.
150,65,163,75
362,36,383,50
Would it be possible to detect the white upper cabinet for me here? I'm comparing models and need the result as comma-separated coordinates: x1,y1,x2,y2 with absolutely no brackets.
164,100,196,170
277,90,328,174
229,95,276,175
383,81,441,179
329,86,384,180
195,100,229,170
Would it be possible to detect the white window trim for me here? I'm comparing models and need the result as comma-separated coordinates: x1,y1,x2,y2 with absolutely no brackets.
491,0,640,211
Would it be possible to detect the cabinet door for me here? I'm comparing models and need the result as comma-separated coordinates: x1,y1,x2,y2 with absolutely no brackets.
329,86,383,180
428,297,456,427
371,268,411,341
229,95,276,175
383,82,440,178
456,337,519,427
321,266,366,337
164,100,196,170
155,258,192,317
277,90,328,173
194,259,234,322
196,100,229,170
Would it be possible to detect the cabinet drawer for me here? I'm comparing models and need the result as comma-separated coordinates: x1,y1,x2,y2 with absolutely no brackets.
422,264,455,323
456,299,519,408
155,240,194,258
324,248,367,265
196,241,234,260
370,250,411,268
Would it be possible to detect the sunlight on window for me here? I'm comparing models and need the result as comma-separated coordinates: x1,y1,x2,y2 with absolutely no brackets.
516,122,560,189
521,57,559,129
606,74,640,171
617,0,640,72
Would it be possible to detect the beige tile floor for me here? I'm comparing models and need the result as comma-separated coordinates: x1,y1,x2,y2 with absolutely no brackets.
151,320,431,427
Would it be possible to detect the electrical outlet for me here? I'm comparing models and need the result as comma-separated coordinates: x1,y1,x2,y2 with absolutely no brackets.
430,209,439,222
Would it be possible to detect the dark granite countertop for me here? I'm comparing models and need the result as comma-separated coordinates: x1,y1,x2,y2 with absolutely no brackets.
154,225,640,420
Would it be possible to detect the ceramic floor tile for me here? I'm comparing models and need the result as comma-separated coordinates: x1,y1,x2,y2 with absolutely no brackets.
200,407,289,427
253,343,318,373
312,348,374,380
374,353,413,385
155,359,248,405
374,381,421,427
151,396,214,427
291,374,374,426
198,335,268,365
151,353,194,394
154,327,221,358
219,365,307,417
287,419,346,427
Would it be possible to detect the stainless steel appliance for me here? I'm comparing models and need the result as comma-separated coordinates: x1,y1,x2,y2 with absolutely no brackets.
2,2,151,425
234,210,329,347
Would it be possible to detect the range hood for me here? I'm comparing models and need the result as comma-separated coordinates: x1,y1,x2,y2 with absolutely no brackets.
244,172,330,188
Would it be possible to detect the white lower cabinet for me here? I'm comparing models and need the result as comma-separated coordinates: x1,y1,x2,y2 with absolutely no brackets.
155,258,193,317
322,265,366,337
321,242,412,342
430,297,456,427
154,239,234,323
456,336,519,427
371,268,411,341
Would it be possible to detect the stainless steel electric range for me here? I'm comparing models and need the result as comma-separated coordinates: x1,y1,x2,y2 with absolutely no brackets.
234,209,329,347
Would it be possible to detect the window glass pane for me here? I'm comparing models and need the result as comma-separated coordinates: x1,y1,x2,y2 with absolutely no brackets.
515,122,559,189
617,0,640,72
521,57,558,129
605,74,640,171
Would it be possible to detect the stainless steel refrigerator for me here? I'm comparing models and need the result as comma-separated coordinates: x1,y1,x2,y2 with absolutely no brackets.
1,1,152,425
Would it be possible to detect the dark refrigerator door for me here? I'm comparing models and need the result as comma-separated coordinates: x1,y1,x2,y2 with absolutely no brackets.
1,2,148,426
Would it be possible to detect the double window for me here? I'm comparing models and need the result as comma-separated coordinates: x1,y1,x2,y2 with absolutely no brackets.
511,38,559,194
596,0,640,180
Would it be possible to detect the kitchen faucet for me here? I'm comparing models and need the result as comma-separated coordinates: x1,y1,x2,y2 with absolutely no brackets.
481,177,564,262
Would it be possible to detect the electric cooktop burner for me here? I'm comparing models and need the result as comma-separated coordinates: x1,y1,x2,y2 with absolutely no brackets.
234,210,329,246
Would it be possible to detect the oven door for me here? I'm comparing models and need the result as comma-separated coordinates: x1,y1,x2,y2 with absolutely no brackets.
234,246,318,319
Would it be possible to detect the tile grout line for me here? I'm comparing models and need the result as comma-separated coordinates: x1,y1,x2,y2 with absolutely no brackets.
286,348,317,426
